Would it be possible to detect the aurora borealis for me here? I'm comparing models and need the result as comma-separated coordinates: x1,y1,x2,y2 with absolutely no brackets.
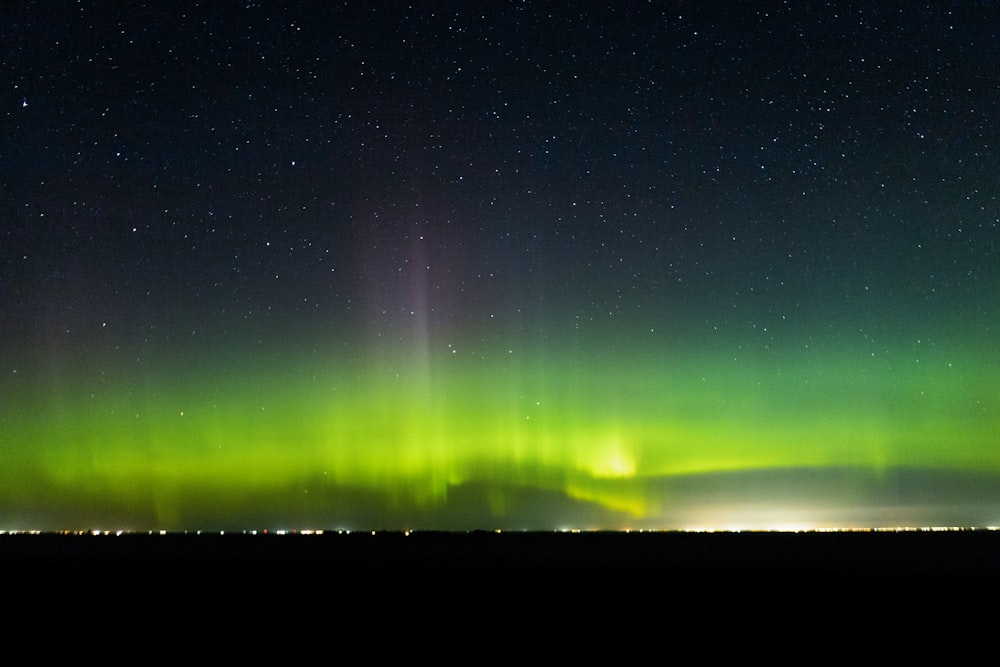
2,2,999,532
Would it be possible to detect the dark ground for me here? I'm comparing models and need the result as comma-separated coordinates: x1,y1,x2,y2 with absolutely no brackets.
4,530,998,574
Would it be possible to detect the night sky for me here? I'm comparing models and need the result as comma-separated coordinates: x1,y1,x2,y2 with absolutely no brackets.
2,2,999,531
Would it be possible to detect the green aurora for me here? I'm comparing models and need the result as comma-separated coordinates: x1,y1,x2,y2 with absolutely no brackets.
4,327,998,531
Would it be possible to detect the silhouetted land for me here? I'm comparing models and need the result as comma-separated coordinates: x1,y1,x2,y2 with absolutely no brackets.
3,530,998,574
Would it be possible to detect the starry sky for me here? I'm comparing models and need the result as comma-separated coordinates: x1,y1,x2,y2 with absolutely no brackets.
2,1,999,531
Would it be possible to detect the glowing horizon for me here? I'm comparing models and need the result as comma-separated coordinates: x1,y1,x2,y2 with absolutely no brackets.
4,328,998,531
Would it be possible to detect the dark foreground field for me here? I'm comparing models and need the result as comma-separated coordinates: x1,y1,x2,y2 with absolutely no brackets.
3,529,999,574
